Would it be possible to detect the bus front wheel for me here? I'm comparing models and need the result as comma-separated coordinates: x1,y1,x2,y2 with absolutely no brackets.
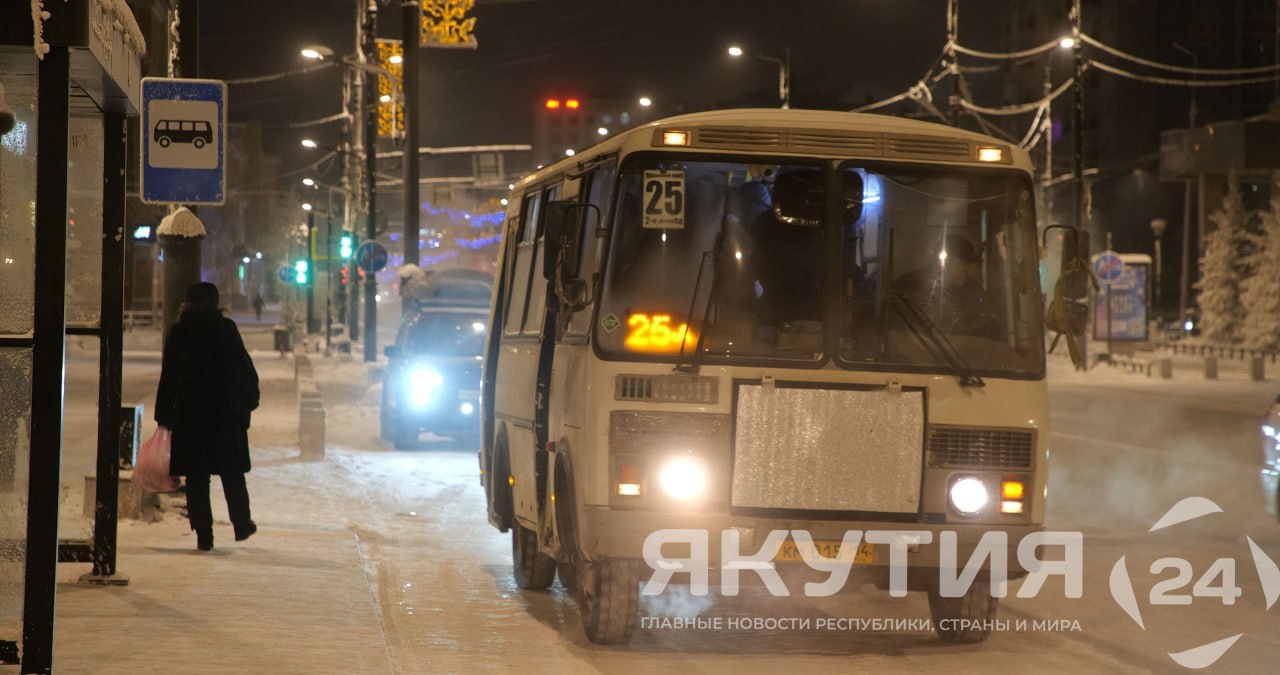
927,578,998,644
578,559,639,645
512,522,556,590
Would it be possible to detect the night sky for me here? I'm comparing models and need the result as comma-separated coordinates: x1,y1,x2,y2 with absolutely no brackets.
198,0,987,179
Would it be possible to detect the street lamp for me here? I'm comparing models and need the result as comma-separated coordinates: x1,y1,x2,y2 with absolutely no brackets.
1172,41,1199,327
638,96,652,107
727,44,791,109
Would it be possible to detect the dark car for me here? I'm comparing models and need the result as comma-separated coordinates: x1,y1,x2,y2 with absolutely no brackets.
381,305,488,449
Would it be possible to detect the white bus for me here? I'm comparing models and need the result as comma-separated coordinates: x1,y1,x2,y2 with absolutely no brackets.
481,109,1055,645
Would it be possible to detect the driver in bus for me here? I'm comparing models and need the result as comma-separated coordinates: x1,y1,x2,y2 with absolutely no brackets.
894,233,988,335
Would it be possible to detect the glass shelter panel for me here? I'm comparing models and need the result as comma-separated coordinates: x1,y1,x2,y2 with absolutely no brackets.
0,348,32,645
66,116,104,326
0,75,37,335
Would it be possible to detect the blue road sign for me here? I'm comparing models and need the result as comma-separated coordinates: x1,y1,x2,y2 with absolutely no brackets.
279,266,296,283
356,241,389,273
141,78,227,205
1091,251,1125,284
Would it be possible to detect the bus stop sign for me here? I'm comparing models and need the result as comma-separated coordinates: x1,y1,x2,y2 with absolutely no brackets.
140,77,227,205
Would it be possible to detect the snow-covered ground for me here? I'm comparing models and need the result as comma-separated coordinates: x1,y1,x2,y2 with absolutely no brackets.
10,313,1280,673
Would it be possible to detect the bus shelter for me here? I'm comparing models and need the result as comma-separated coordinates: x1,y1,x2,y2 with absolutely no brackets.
0,1,143,672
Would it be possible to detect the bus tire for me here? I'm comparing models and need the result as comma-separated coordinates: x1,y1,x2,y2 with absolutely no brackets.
158,136,170,148
927,578,997,644
552,456,579,595
512,522,556,590
193,137,205,149
578,559,638,645
489,433,513,531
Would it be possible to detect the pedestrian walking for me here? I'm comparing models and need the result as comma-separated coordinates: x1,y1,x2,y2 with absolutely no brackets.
155,282,260,551
252,292,265,321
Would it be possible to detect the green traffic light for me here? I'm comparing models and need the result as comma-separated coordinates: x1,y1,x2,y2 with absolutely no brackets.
297,271,308,285
339,233,354,259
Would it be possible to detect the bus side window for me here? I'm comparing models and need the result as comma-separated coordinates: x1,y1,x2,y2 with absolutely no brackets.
523,184,561,336
503,194,538,336
568,161,616,336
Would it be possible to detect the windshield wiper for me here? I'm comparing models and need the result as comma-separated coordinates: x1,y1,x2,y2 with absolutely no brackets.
673,216,729,374
889,291,985,388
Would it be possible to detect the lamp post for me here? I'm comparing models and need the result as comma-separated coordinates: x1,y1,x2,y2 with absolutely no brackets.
304,178,352,355
727,45,791,109
302,203,317,335
1151,217,1167,310
1172,41,1198,327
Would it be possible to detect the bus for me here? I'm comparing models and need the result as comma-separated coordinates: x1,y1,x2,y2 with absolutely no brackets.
481,109,1057,645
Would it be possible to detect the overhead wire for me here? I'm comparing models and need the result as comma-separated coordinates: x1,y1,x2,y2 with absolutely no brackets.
1079,33,1280,76
1090,60,1280,88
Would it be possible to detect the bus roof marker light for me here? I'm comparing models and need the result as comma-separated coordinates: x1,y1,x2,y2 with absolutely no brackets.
977,146,1005,163
662,130,690,146
545,99,561,110
565,99,580,109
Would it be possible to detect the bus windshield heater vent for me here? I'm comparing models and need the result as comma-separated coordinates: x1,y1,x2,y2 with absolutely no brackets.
615,375,719,404
696,127,784,150
789,130,882,155
928,426,1034,468
886,135,972,159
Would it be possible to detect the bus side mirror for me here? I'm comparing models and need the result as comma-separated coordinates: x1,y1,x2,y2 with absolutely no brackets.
1057,226,1091,300
542,200,581,281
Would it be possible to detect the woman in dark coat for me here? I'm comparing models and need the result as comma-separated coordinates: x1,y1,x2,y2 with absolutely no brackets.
155,282,260,551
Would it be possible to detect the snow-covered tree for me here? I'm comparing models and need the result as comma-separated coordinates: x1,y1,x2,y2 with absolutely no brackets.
1195,175,1251,345
1241,172,1280,351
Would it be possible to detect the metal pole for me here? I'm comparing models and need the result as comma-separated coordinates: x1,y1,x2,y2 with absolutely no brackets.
781,46,791,109
363,0,378,362
23,43,70,675
306,210,316,334
92,111,128,580
1172,42,1197,325
403,0,421,268
325,194,333,355
1071,0,1087,369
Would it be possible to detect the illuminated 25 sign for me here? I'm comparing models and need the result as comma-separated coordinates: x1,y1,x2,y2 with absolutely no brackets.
625,313,697,353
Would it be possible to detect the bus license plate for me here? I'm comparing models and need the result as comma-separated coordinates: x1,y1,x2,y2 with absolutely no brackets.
774,539,875,564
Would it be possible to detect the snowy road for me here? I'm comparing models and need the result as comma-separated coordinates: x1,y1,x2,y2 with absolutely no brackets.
54,333,1280,673
303,357,1280,673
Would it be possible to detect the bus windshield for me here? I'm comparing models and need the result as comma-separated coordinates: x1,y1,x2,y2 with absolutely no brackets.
595,157,1043,377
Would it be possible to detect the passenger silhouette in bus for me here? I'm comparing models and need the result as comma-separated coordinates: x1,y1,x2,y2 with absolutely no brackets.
750,167,824,330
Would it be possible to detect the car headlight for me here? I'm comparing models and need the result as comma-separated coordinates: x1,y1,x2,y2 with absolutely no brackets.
949,477,989,515
408,368,444,408
658,457,707,501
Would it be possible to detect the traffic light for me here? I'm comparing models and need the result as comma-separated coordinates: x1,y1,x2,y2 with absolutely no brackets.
294,259,309,285
339,232,354,259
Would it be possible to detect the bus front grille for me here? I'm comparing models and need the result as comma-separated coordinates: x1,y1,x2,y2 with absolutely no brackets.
928,426,1034,468
615,374,718,404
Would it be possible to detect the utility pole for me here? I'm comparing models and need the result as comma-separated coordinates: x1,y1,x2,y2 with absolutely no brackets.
1071,0,1088,369
1172,42,1198,326
306,209,316,334
363,0,378,362
403,0,421,268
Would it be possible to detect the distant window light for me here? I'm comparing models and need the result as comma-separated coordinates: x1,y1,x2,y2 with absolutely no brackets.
620,112,631,125
602,114,613,125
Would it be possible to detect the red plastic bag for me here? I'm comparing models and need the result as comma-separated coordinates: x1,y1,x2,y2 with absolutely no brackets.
134,426,180,493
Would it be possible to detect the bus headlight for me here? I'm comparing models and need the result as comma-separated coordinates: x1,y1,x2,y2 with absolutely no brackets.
408,368,444,408
658,457,707,501
949,477,989,515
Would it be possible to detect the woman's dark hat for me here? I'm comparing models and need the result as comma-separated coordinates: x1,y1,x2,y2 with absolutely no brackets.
184,281,220,306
